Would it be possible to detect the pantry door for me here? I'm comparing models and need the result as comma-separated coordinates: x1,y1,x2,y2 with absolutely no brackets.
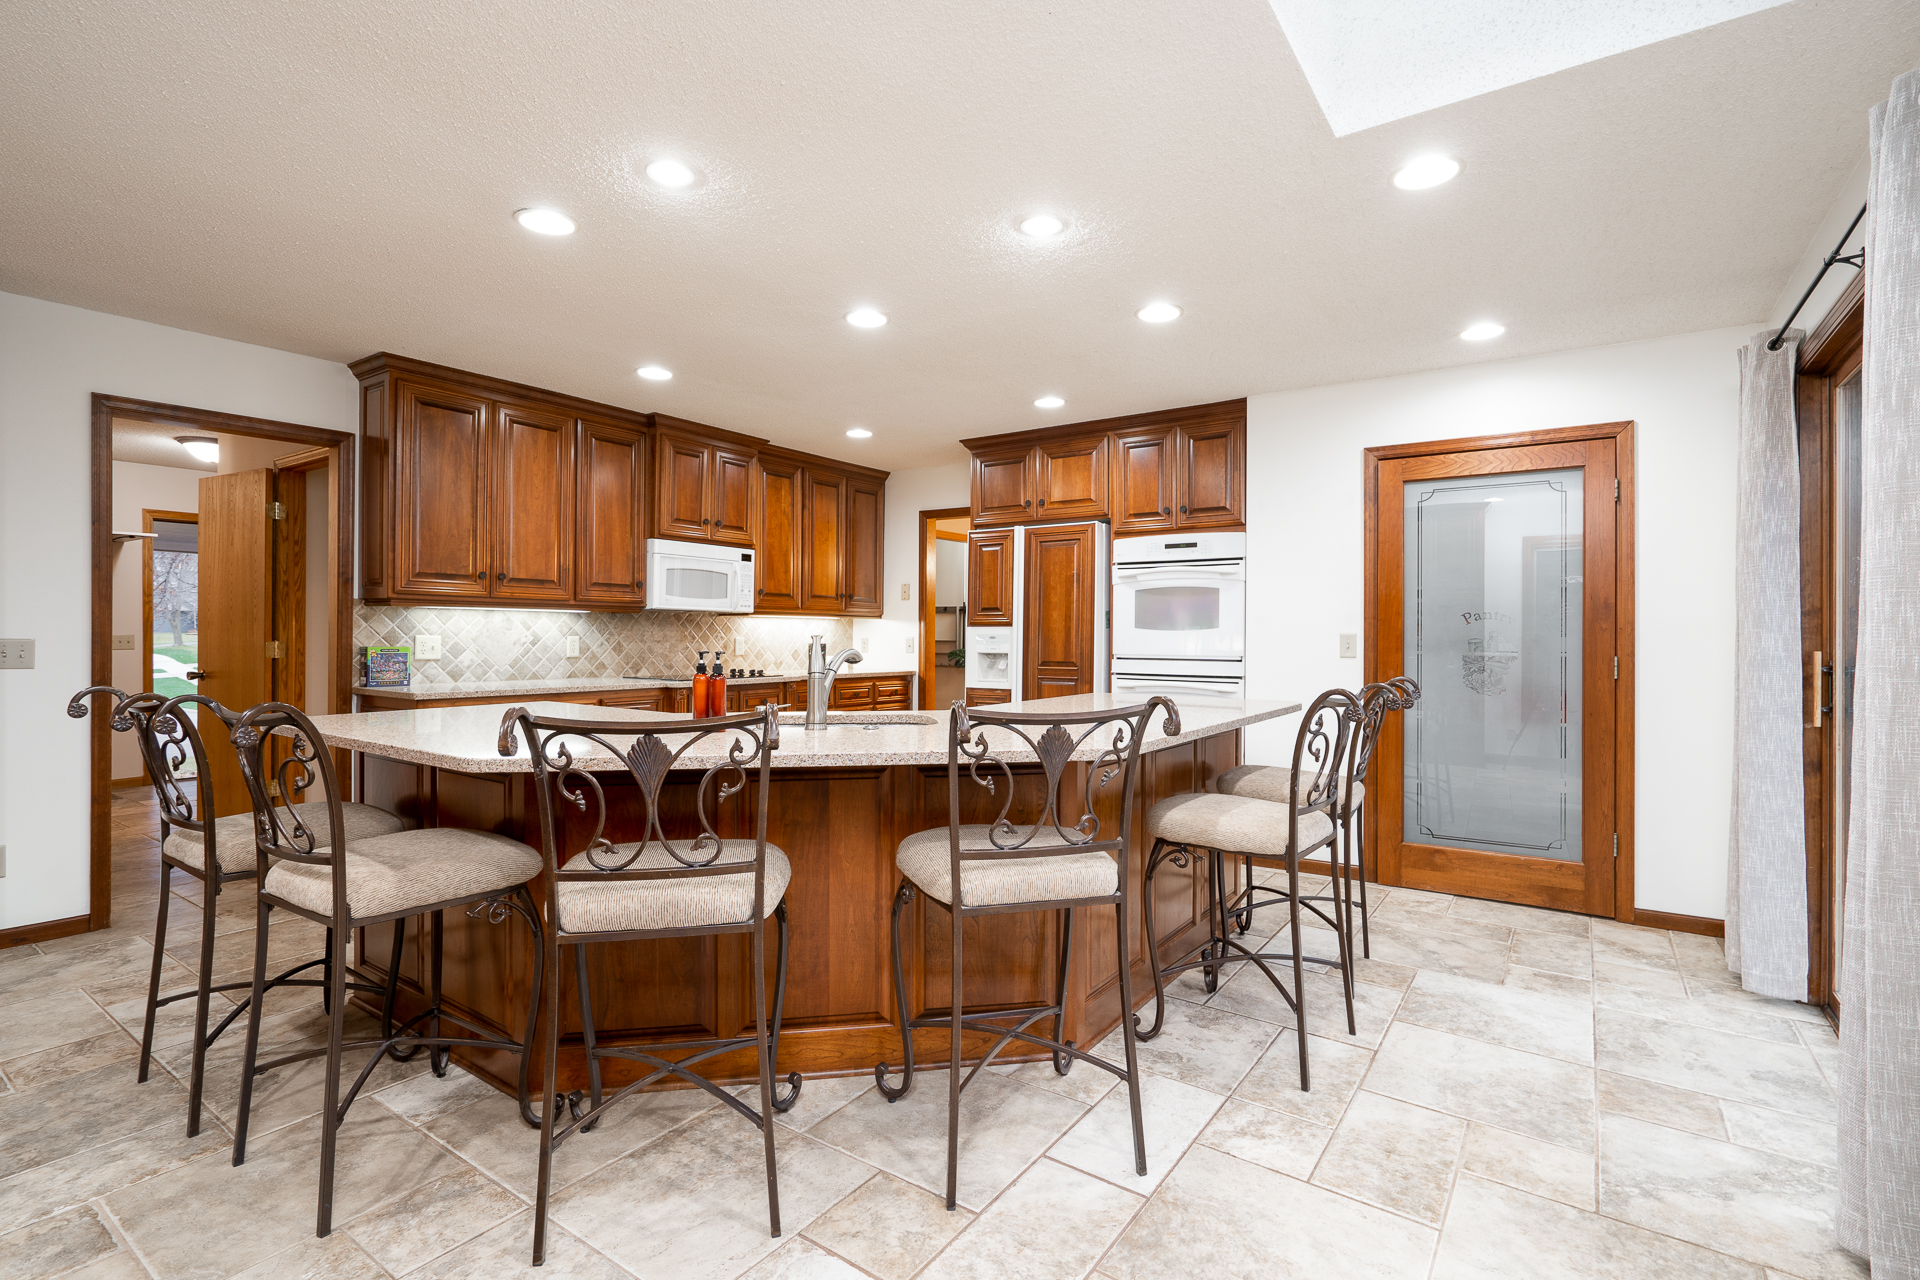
1365,424,1634,918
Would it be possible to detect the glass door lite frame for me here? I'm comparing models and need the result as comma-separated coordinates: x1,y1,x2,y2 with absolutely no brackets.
1364,420,1637,924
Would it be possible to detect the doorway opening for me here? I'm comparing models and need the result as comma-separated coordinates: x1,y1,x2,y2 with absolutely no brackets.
88,394,355,935
918,507,970,711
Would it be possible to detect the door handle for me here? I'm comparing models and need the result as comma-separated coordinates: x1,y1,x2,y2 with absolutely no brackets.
1813,651,1833,727
186,669,207,680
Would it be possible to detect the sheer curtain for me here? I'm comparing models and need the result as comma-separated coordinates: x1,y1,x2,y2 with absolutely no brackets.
1837,66,1920,1279
1724,329,1807,1001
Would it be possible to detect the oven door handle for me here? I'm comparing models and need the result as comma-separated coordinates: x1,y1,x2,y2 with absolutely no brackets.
1113,565,1245,582
1113,676,1244,691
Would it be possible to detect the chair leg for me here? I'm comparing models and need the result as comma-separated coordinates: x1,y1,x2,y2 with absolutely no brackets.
316,919,350,1237
573,943,603,1132
874,882,917,1100
1051,906,1075,1075
946,897,963,1211
1136,840,1172,1041
321,927,333,1016
232,898,273,1166
770,903,801,1111
429,910,447,1077
1115,878,1147,1177
1235,854,1252,935
1287,852,1310,1093
186,862,219,1138
1203,849,1228,994
1355,804,1371,959
531,929,563,1266
138,862,172,1085
380,918,409,1061
515,886,546,1129
753,914,782,1239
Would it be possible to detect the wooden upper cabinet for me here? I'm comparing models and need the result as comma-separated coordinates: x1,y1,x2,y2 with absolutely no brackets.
971,444,1034,525
492,402,574,600
1110,426,1178,534
575,417,648,607
1034,434,1108,520
1022,522,1097,699
967,529,1015,626
711,447,755,546
1176,419,1245,527
802,469,848,613
844,475,884,616
655,430,713,540
394,379,492,598
754,455,804,612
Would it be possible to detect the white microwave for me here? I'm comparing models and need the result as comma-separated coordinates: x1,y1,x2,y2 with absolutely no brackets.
645,538,756,613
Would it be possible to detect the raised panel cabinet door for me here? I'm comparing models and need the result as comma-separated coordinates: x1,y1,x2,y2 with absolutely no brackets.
575,418,648,606
492,402,574,600
1176,419,1246,526
710,446,756,546
1034,434,1109,520
844,476,885,616
1109,426,1177,534
754,456,804,612
655,431,712,540
971,444,1035,525
1021,522,1097,699
967,528,1015,625
395,379,492,597
802,468,848,613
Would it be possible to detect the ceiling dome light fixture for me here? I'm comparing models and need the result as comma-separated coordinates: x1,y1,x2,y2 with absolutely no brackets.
846,308,888,328
1136,301,1182,324
175,435,219,463
514,208,576,235
1034,395,1065,409
1394,154,1461,190
1460,321,1506,341
636,365,673,381
645,159,695,188
1019,214,1065,239
846,427,873,438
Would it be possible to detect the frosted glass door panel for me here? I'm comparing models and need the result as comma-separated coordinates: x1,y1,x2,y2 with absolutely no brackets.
1403,469,1583,860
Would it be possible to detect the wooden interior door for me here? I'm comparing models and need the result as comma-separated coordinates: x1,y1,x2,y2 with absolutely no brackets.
754,456,804,612
1369,431,1627,916
574,418,647,607
196,469,275,817
1022,522,1097,698
492,402,573,600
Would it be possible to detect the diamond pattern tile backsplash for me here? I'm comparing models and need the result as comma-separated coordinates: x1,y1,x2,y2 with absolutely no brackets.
355,605,856,685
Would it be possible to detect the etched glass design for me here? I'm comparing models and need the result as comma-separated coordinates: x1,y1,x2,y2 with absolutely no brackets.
1403,469,1583,860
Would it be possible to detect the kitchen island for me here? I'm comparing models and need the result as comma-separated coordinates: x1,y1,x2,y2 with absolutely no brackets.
301,693,1299,1097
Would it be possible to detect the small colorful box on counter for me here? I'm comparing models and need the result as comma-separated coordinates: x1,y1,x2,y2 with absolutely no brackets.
360,646,412,687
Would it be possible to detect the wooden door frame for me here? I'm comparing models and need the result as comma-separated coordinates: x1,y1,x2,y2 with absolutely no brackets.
88,394,354,935
918,506,971,710
133,507,201,788
1364,420,1639,926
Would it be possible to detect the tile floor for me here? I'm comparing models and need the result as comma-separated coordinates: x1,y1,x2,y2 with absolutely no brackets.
0,788,1860,1280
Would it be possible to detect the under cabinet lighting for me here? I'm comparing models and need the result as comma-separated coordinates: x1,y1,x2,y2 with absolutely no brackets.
636,365,673,381
1460,321,1505,341
846,308,888,328
175,435,219,463
514,208,576,235
1034,396,1065,409
646,159,695,188
1136,302,1182,323
1394,155,1460,190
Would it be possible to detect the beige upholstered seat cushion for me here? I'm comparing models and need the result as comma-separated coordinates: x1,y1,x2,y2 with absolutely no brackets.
1146,793,1334,858
896,825,1119,908
163,801,406,875
264,827,541,920
1215,765,1364,810
555,842,791,934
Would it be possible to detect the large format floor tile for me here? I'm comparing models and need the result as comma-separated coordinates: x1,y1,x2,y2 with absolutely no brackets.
800,1171,969,1280
1048,1071,1222,1193
1366,1022,1597,1152
918,1158,1142,1280
1310,1091,1464,1225
1396,967,1594,1064
1595,1009,1836,1120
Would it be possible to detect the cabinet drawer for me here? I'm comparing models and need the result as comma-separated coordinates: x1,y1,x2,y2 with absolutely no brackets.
872,677,911,710
965,687,1013,706
830,678,876,710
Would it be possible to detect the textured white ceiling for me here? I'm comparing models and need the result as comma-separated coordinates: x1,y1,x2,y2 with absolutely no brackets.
5,1,1914,471
111,419,217,472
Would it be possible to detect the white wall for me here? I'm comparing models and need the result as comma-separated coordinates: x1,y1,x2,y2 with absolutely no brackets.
1243,325,1754,919
853,462,969,683
1768,155,1869,336
0,290,358,931
107,461,205,779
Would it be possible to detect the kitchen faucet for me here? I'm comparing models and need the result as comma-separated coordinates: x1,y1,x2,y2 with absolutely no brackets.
805,635,863,729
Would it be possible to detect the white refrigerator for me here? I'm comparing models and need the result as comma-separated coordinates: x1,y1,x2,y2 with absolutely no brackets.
964,520,1110,703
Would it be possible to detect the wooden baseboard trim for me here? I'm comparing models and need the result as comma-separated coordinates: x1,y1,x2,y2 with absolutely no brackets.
1633,909,1724,938
0,914,92,950
112,775,149,790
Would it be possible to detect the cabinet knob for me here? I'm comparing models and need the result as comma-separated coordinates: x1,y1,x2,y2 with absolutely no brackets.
1161,507,1171,515
1038,498,1046,506
497,572,506,580
475,572,485,580
1179,505,1188,514
1023,499,1031,508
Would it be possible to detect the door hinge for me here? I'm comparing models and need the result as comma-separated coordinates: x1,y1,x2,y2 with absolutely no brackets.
1613,479,1619,503
1613,656,1619,679
269,501,287,520
266,640,283,659
1613,833,1619,858
267,779,281,799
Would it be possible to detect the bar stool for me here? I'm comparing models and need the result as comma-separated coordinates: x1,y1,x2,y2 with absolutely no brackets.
1216,678,1420,958
499,703,800,1266
1138,689,1361,1089
873,697,1178,1209
65,686,406,1136
219,699,546,1240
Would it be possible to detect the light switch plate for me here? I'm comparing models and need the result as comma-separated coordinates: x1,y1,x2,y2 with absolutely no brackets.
565,635,580,658
905,638,915,653
860,636,870,652
112,634,137,651
1339,633,1358,659
0,639,35,669
414,634,442,661
0,845,7,878
901,584,911,600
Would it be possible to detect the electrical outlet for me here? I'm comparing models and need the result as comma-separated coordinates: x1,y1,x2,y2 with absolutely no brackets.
414,634,442,661
860,636,870,652
565,635,580,658
0,639,35,669
900,584,911,600
112,634,137,651
1339,633,1358,659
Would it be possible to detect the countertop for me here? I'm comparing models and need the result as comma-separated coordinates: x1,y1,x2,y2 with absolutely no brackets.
351,671,913,704
299,691,1301,772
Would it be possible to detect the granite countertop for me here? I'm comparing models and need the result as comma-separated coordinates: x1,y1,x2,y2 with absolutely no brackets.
351,671,914,704
297,692,1301,772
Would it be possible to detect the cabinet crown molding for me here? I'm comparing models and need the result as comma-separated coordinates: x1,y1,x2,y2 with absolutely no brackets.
958,397,1247,453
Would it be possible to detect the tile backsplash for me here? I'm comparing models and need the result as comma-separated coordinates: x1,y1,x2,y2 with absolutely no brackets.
355,604,855,686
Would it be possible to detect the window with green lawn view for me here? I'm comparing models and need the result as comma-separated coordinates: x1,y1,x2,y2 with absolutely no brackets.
150,519,199,698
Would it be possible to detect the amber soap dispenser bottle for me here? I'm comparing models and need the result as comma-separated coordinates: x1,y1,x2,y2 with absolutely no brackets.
692,651,711,719
709,651,728,717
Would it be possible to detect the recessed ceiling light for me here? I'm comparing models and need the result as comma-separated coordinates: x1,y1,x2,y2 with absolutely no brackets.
636,365,673,381
1136,302,1182,324
514,208,575,235
1460,321,1506,341
846,308,888,328
1019,214,1065,239
1393,154,1461,190
1034,396,1065,409
645,159,695,188
175,435,219,463
846,428,873,438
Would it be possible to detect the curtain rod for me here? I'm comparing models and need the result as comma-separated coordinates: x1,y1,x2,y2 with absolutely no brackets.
1769,202,1867,350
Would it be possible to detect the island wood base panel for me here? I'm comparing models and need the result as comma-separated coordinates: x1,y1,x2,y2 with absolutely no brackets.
353,733,1239,1096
